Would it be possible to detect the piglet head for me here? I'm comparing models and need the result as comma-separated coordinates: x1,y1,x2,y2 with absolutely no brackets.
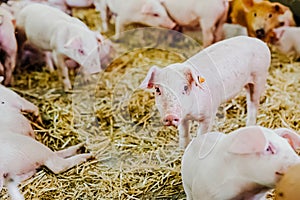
140,0,176,29
64,34,101,74
139,64,207,127
228,126,300,187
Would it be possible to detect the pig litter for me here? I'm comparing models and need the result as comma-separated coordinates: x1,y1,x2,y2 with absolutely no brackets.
1,8,300,200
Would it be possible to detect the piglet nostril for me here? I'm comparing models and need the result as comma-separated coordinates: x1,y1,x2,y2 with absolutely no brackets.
163,114,179,126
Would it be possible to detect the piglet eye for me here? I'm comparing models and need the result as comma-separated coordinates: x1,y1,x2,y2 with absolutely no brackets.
269,13,272,18
254,13,257,17
183,85,188,93
78,49,85,55
266,144,275,154
153,13,160,17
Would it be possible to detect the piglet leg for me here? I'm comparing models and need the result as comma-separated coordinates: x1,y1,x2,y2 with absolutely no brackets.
19,98,39,117
53,52,72,91
55,143,85,158
3,54,16,86
44,153,92,174
178,120,191,149
6,179,24,200
245,78,265,126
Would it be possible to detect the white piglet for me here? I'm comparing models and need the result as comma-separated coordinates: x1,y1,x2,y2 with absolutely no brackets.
160,0,229,47
182,126,300,200
16,3,101,90
94,0,176,36
273,26,300,59
140,36,270,148
0,133,92,200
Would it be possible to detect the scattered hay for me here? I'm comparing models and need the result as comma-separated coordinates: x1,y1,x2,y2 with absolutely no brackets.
1,8,299,200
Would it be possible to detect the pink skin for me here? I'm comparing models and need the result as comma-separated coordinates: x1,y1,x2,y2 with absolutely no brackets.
0,106,35,137
140,36,270,148
94,0,176,36
16,3,101,91
0,83,39,117
181,126,300,200
273,26,300,59
160,0,229,47
0,7,17,86
0,133,92,200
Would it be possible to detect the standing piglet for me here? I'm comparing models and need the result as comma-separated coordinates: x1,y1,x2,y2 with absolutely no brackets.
182,126,300,200
139,36,270,148
94,0,176,36
16,3,101,90
272,26,300,59
0,132,92,200
159,0,229,47
0,6,17,85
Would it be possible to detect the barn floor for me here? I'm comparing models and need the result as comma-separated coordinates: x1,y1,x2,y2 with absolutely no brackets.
1,8,300,200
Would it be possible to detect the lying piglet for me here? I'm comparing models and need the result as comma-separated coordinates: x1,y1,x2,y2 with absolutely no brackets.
0,132,92,200
182,126,300,200
16,3,101,90
94,0,176,36
272,26,300,59
0,6,18,85
275,163,300,200
140,36,270,148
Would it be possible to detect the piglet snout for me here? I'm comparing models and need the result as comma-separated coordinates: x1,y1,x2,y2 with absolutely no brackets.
255,29,265,39
163,114,179,126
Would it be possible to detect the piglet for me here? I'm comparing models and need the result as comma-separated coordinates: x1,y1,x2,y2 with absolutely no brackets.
139,36,270,148
0,132,92,200
275,163,300,200
230,0,295,42
181,126,300,200
272,26,300,59
160,0,229,47
94,0,176,36
16,3,102,90
0,6,17,85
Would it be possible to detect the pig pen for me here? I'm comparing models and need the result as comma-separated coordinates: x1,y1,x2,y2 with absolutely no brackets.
1,8,300,200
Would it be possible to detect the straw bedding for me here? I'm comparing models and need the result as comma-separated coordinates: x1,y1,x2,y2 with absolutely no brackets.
1,8,300,200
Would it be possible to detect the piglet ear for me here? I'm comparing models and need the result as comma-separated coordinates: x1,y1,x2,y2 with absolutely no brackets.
241,0,254,12
139,65,161,89
65,36,83,50
274,3,285,14
228,126,268,154
274,128,300,151
141,3,154,14
186,66,205,88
